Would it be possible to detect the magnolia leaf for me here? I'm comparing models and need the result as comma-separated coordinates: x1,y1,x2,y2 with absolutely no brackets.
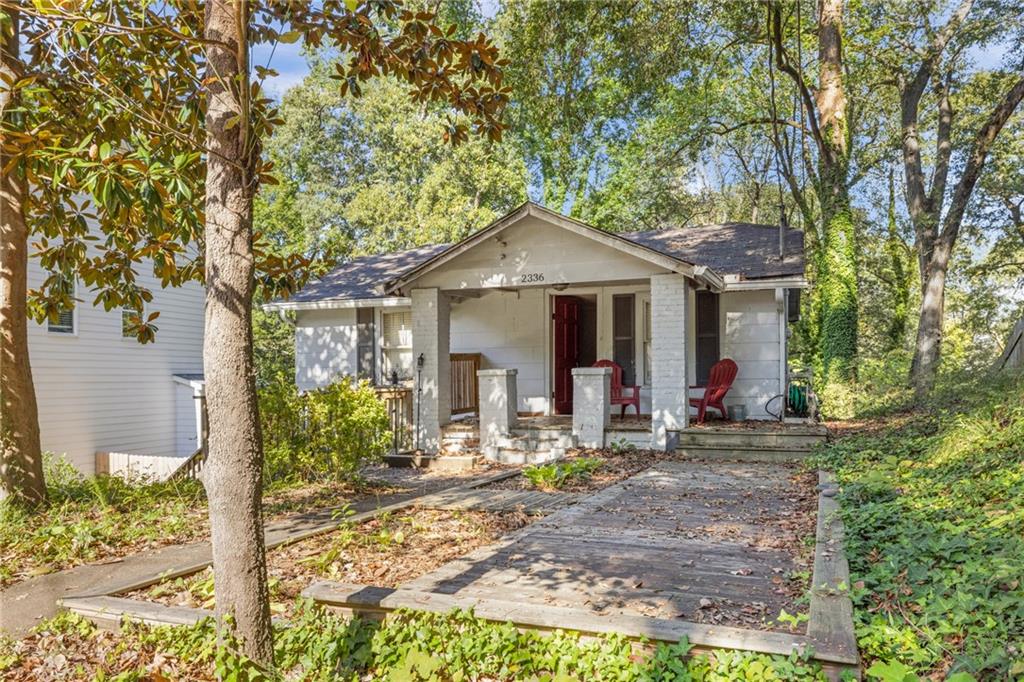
278,31,302,44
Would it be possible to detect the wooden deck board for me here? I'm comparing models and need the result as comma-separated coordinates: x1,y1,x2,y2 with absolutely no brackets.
401,460,811,635
416,487,578,514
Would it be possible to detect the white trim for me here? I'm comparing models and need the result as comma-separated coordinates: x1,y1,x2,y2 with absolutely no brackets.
46,275,78,337
723,277,809,292
386,203,724,294
263,296,410,312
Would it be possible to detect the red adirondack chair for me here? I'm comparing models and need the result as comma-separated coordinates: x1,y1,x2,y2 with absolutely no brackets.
592,359,642,418
689,358,738,424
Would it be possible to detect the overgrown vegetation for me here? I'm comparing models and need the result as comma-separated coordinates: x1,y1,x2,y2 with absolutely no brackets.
523,457,603,490
0,604,831,681
0,456,206,587
815,370,1024,680
259,375,391,483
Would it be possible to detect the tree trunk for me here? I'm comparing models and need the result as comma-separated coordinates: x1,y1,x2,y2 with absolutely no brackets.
910,247,949,396
0,7,46,509
813,0,857,414
202,0,273,666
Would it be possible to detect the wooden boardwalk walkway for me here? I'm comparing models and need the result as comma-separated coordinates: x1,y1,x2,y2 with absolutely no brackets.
402,461,810,628
417,487,578,514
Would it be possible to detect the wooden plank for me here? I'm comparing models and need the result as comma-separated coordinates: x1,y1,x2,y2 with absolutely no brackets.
61,596,211,629
302,581,848,662
808,471,861,676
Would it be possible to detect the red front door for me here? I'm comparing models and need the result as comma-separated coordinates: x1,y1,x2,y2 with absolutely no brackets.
553,296,581,414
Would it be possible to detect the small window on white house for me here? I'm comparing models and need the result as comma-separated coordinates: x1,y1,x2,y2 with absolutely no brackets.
47,275,76,335
122,306,143,338
381,310,413,381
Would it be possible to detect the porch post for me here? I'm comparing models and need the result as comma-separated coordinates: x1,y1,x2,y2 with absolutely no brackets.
411,288,450,453
477,369,517,445
572,366,611,448
650,273,689,450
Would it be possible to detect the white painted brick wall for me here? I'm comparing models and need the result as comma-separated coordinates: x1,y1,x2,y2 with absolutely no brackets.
477,369,517,445
650,274,689,449
411,288,450,452
572,367,610,448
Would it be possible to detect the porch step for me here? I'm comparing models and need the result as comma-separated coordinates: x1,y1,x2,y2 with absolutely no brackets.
676,426,827,452
676,443,813,463
481,431,576,466
482,446,565,465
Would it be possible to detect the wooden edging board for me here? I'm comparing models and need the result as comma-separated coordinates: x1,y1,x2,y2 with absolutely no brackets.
807,470,861,679
300,581,830,661
64,468,521,599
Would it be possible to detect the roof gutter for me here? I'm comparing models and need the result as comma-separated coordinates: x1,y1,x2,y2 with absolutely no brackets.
262,296,411,312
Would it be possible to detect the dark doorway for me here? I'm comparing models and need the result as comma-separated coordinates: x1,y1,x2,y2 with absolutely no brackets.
552,295,597,414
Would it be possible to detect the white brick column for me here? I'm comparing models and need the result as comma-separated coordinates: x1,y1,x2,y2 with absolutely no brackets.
650,274,689,450
412,288,450,453
477,369,517,445
572,366,611,448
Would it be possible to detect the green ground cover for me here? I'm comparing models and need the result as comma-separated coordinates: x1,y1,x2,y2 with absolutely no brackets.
816,371,1024,680
1,603,830,681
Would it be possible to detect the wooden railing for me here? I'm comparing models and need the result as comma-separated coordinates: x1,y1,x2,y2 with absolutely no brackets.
377,386,414,452
169,447,207,481
450,353,482,415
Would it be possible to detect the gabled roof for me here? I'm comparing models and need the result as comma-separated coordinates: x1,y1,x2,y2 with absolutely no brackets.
625,223,805,280
285,243,451,303
384,202,721,295
268,203,806,310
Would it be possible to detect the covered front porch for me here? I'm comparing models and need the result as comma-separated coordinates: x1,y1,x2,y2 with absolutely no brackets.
377,204,803,456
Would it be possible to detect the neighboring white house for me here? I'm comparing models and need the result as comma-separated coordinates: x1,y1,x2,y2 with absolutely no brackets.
27,236,205,476
266,202,809,453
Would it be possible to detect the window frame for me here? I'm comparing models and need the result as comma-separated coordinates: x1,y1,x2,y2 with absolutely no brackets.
121,303,145,340
380,309,414,383
611,293,637,386
47,275,78,336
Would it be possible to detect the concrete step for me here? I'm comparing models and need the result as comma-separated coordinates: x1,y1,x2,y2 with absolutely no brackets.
676,444,813,463
496,433,577,450
482,446,565,465
510,427,575,440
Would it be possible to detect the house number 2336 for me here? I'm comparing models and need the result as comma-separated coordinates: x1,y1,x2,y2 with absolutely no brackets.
520,273,545,283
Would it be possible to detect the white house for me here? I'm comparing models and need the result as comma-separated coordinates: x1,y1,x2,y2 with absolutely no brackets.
28,240,205,476
266,202,808,454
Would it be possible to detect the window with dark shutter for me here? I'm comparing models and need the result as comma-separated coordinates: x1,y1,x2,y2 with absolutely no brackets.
356,308,375,382
694,291,720,386
612,294,636,385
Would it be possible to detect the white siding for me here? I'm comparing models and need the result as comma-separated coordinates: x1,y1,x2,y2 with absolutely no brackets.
718,289,784,419
174,382,202,456
294,308,358,391
450,290,546,413
28,250,204,474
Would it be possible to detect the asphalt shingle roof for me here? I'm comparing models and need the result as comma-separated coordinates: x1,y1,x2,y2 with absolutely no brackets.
288,243,451,303
286,223,804,304
624,223,805,280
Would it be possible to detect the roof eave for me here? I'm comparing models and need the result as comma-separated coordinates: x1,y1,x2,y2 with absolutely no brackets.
262,296,411,312
384,201,721,294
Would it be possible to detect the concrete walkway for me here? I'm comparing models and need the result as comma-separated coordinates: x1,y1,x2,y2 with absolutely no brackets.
0,473,508,638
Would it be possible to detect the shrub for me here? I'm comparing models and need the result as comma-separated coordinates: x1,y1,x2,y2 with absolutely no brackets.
260,374,391,483
523,457,603,490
